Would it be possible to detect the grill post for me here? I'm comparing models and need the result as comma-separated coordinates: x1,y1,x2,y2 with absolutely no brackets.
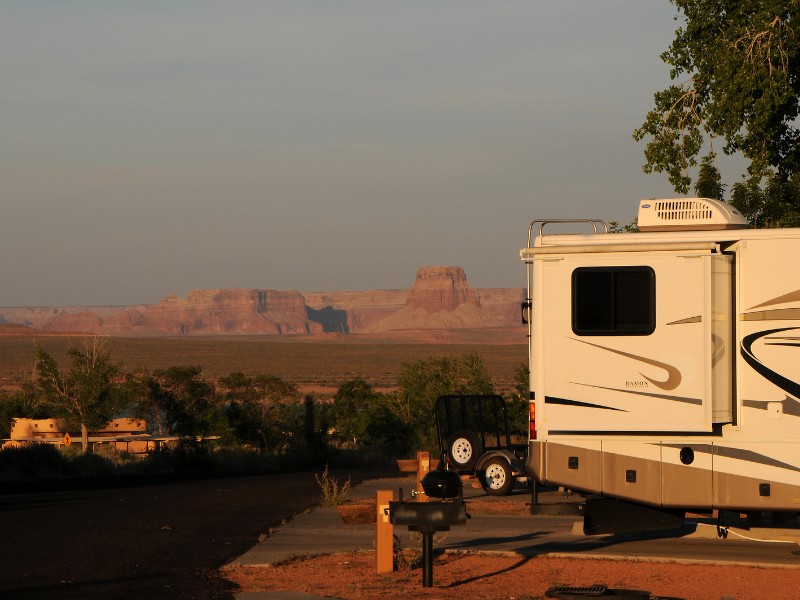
421,531,434,587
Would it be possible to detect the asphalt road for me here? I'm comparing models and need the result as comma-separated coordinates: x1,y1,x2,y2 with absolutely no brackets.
0,469,384,600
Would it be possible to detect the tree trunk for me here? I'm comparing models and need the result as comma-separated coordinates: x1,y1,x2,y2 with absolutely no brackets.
81,423,89,453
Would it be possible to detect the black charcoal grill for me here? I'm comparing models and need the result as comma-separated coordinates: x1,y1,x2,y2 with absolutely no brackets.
389,457,469,587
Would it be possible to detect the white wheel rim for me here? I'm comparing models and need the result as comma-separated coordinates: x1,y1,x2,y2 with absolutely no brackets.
452,438,472,463
485,463,507,489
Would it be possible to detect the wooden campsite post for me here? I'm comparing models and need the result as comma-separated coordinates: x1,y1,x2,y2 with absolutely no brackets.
416,451,430,502
375,490,394,573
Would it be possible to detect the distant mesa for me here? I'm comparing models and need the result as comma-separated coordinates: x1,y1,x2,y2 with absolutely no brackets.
0,322,39,336
0,266,524,339
407,266,478,312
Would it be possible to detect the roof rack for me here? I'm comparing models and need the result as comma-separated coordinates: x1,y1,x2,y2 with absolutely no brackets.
526,219,608,247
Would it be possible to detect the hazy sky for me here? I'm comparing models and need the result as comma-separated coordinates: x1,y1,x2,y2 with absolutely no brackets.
3,2,693,307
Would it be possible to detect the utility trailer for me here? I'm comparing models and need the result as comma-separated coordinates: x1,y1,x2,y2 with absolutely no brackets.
435,394,527,495
521,198,800,532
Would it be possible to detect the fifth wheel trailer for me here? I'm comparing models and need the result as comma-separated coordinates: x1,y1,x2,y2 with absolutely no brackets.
521,198,800,529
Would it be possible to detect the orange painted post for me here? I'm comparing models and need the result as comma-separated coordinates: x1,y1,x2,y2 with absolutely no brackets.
416,451,430,502
375,490,394,573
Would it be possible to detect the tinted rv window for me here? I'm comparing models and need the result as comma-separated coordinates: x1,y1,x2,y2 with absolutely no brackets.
572,267,655,335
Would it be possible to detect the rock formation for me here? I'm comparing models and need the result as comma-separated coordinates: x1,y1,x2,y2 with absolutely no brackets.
406,266,479,312
0,267,524,337
305,290,407,333
137,289,318,335
361,266,521,333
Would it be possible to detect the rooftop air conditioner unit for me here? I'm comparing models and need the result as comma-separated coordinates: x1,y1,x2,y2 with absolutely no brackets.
638,198,748,231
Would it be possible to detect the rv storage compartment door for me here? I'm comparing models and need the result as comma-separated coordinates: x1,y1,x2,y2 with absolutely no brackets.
535,250,728,433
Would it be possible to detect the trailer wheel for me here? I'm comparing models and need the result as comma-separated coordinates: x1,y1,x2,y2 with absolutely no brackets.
479,457,514,496
447,431,482,471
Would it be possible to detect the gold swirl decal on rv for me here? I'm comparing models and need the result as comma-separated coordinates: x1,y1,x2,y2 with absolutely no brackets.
572,339,682,391
667,315,701,325
744,289,800,321
749,289,800,310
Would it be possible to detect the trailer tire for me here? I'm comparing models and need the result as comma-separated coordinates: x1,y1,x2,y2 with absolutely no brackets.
479,457,514,496
447,431,483,471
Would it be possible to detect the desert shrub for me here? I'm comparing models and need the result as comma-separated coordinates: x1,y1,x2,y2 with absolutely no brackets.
92,443,138,468
0,443,72,480
393,531,448,571
332,445,396,469
70,451,116,476
212,446,280,472
314,463,350,507
140,439,215,472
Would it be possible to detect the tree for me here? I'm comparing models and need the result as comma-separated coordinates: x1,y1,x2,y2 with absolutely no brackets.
151,366,219,437
328,378,410,456
0,382,48,439
634,1,800,222
730,172,800,227
694,153,725,200
506,363,531,440
217,372,299,451
607,219,639,233
392,352,494,452
128,366,221,438
127,369,171,435
330,378,379,445
33,337,129,451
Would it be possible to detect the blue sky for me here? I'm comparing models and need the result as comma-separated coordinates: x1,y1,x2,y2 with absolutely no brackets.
3,2,695,306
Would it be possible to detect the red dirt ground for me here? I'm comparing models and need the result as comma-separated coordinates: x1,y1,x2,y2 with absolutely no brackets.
225,551,800,599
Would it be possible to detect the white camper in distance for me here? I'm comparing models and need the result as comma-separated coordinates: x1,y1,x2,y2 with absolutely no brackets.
521,198,800,527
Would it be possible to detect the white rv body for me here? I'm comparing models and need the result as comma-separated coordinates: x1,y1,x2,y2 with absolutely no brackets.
522,199,800,511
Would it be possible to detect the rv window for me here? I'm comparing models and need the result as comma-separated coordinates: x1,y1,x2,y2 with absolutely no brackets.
572,267,655,335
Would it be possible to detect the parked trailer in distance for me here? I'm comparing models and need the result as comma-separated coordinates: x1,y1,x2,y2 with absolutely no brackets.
521,198,800,532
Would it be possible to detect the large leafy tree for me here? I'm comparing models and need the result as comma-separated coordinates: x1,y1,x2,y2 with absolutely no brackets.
634,1,800,224
217,372,299,451
33,337,129,451
391,352,493,452
152,366,219,437
330,378,378,445
129,366,221,438
329,378,410,456
0,382,48,439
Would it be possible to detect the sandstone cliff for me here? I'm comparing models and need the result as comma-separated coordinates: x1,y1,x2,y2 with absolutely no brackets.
0,267,523,337
138,289,318,335
305,290,407,333
361,266,521,333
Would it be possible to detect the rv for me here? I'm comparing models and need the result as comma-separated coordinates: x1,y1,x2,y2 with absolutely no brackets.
521,198,800,530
